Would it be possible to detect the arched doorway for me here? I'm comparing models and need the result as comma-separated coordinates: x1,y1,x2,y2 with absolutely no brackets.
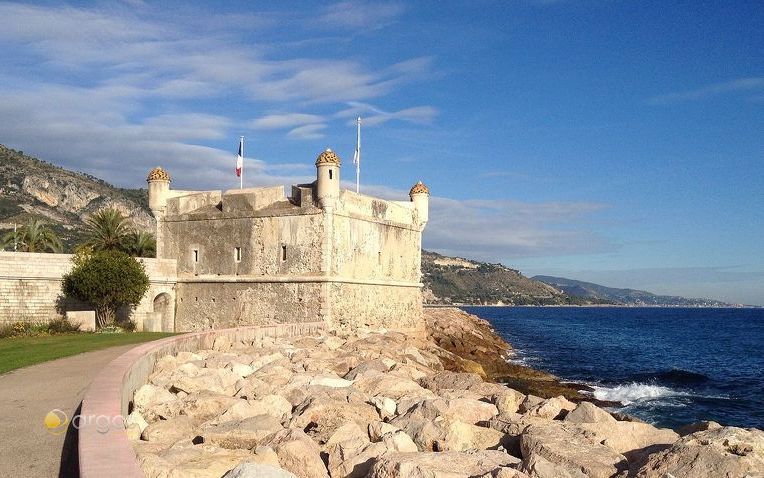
153,293,174,332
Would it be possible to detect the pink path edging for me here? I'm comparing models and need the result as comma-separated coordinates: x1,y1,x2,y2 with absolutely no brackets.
78,322,325,478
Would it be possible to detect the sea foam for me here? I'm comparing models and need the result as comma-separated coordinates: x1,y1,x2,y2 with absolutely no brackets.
592,382,685,404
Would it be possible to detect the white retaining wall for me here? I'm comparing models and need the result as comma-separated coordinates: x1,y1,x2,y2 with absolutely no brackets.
0,252,177,328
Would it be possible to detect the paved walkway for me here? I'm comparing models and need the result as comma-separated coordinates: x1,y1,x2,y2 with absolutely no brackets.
0,345,138,478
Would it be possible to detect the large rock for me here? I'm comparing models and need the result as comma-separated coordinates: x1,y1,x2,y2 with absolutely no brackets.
134,384,177,415
635,426,764,478
291,396,380,444
353,373,431,400
576,421,679,455
218,395,292,423
438,420,508,451
443,397,499,424
223,463,296,478
263,428,330,478
200,414,284,449
368,450,520,478
563,401,616,424
495,389,526,415
180,392,239,422
520,423,628,478
141,415,195,444
523,396,575,420
418,371,484,392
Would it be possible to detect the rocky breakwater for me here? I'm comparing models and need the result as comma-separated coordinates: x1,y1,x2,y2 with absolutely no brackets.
129,308,764,478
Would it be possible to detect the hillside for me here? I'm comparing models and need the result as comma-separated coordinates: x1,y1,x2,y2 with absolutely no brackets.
421,250,607,306
533,275,735,307
0,145,153,249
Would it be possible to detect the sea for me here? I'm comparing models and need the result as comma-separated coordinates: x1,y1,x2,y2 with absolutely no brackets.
464,306,764,430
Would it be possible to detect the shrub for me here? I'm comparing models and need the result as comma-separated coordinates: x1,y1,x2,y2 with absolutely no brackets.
46,317,82,334
62,250,150,329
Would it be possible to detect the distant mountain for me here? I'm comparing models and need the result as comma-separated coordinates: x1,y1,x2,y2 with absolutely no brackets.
0,145,153,249
533,275,736,307
421,251,611,306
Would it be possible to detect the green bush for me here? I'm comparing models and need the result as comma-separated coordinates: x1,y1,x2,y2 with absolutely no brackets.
46,317,82,334
0,318,82,338
62,250,149,329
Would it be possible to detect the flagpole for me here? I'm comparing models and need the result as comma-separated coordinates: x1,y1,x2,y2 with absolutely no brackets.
240,136,244,190
355,116,361,194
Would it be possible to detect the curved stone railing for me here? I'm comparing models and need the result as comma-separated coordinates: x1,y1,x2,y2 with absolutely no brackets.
78,322,325,478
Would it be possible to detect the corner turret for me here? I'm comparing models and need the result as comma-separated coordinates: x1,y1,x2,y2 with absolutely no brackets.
147,167,171,217
409,180,429,226
315,149,340,207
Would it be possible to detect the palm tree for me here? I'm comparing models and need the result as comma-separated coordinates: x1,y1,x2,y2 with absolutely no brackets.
126,230,156,258
1,218,63,253
83,208,132,252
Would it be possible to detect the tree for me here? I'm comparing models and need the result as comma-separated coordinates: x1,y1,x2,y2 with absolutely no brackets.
62,250,149,328
125,230,156,258
1,218,62,253
83,208,132,252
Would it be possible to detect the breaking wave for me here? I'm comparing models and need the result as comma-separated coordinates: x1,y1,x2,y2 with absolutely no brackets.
592,382,687,404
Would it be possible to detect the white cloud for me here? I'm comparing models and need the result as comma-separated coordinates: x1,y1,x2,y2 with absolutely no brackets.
287,124,328,140
649,77,764,104
336,101,437,126
250,113,325,130
319,1,405,29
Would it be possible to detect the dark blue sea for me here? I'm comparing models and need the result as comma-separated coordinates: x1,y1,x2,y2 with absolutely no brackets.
464,306,764,430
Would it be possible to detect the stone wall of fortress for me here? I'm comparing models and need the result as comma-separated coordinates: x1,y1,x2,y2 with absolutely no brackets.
0,251,177,326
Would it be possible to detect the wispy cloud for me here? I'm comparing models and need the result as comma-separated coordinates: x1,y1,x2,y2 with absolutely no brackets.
426,197,614,259
287,124,328,140
319,1,405,29
336,101,438,126
0,2,435,186
250,113,325,130
648,77,764,104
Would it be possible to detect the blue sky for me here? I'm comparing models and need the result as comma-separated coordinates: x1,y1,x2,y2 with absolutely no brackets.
0,1,762,304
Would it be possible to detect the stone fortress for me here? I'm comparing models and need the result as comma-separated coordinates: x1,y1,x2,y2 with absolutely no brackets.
147,148,430,333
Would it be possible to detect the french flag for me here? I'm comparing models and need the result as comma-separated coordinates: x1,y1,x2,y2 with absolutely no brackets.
236,138,243,177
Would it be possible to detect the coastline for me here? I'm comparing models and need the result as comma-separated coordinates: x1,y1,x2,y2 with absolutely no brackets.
423,307,620,408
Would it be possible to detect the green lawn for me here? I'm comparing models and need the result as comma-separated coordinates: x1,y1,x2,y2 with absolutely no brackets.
0,332,175,375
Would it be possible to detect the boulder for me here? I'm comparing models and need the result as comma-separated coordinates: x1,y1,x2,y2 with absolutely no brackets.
675,420,722,437
563,401,616,424
231,362,255,378
520,423,628,478
309,375,354,388
369,396,397,419
635,426,764,478
368,450,520,478
344,359,396,380
369,421,401,442
438,420,508,451
291,396,380,444
353,374,430,400
134,384,177,415
200,414,284,449
418,371,484,392
495,389,526,415
523,396,574,420
218,394,292,422
518,395,544,413
263,428,329,478
180,392,239,422
444,397,499,424
141,415,195,444
576,421,679,455
223,463,296,478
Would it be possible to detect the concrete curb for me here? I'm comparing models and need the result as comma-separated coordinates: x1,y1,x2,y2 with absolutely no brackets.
78,322,325,478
